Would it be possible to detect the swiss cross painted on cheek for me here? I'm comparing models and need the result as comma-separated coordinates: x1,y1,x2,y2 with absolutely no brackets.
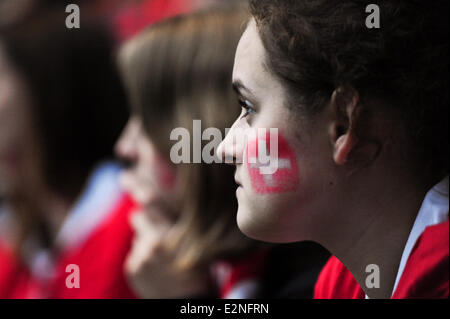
246,131,299,194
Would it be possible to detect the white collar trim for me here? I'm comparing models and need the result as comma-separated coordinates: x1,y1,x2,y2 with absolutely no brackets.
55,161,124,251
391,176,449,296
365,176,449,299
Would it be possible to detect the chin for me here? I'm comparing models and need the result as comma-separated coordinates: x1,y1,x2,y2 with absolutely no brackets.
236,205,294,243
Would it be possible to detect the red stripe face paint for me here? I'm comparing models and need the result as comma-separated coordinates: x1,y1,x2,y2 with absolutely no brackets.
246,129,299,194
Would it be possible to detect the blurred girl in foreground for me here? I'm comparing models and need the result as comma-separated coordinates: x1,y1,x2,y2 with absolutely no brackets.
116,2,329,298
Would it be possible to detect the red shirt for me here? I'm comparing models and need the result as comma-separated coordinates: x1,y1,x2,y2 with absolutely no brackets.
0,194,137,299
114,0,191,42
314,221,449,299
213,249,269,299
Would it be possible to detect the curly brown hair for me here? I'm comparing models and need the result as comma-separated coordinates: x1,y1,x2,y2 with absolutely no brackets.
250,0,448,183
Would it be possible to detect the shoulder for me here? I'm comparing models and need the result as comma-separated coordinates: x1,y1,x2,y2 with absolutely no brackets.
314,255,365,299
393,220,449,299
0,240,17,273
0,240,30,298
51,193,138,299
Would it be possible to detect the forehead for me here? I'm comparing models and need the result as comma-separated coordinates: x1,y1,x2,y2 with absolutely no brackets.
232,19,291,118
233,19,270,90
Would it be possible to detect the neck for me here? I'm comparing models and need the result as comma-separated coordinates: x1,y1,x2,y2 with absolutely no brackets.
39,190,72,246
10,184,72,251
317,171,429,299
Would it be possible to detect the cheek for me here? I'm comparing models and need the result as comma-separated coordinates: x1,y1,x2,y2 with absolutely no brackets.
0,92,17,151
245,131,299,194
154,158,176,191
139,146,176,192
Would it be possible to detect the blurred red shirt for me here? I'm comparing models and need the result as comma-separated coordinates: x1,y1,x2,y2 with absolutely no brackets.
114,0,192,43
0,163,137,299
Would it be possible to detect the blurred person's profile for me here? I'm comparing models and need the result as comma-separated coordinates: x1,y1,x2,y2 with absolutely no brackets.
116,2,329,299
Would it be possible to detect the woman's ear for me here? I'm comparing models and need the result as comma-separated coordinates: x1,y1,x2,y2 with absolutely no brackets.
329,85,360,166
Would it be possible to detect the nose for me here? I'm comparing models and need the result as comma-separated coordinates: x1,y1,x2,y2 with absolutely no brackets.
217,118,247,165
115,116,140,165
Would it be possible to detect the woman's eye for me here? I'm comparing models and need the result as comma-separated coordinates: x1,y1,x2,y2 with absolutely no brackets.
239,98,255,117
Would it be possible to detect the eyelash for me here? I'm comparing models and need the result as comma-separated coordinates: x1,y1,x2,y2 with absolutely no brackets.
239,98,255,117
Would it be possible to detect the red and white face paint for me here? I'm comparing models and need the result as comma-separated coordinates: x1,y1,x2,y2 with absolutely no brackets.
246,129,299,194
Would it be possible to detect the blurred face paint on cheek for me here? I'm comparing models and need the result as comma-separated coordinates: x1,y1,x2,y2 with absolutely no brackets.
117,118,176,205
154,156,176,191
246,131,299,194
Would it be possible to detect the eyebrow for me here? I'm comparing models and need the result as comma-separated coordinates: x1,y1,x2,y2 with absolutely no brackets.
232,79,254,97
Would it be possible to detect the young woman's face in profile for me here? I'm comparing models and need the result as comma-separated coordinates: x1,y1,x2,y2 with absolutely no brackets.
115,116,177,207
218,20,337,243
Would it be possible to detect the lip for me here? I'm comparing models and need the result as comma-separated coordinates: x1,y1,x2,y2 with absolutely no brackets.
234,174,242,187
